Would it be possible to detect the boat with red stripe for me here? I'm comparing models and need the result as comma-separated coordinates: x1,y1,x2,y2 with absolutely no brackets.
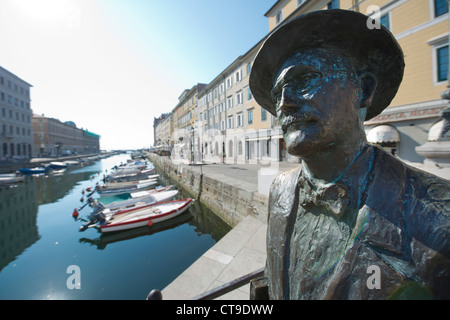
99,198,193,233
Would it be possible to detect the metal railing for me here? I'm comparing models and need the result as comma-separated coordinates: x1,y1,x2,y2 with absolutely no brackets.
146,267,266,300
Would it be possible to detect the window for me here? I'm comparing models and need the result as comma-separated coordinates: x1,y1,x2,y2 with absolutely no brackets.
248,109,253,125
247,87,253,100
327,0,339,9
247,63,251,76
221,120,225,131
227,96,233,109
227,116,234,129
236,91,243,105
236,113,243,127
275,10,283,24
380,13,390,31
226,76,232,89
434,0,448,17
235,69,242,83
437,45,449,82
261,109,267,122
219,83,224,94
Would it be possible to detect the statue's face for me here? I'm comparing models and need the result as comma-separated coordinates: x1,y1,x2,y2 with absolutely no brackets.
271,48,363,157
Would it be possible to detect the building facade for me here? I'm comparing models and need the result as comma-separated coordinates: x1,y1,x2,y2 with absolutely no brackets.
0,66,33,161
153,113,172,155
154,0,450,166
171,84,205,162
32,114,100,157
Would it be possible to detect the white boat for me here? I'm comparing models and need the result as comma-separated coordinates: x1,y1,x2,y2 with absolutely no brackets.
106,168,156,182
0,173,24,185
97,180,158,196
85,198,193,233
63,160,80,166
99,177,159,190
48,161,68,170
97,185,174,204
89,190,179,215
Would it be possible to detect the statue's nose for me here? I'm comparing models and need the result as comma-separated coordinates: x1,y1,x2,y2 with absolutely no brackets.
279,89,298,114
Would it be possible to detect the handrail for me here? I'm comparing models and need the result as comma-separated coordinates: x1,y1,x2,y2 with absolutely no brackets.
192,267,265,300
146,267,265,300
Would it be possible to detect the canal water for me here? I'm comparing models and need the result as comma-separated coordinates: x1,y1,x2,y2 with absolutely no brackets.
0,153,231,300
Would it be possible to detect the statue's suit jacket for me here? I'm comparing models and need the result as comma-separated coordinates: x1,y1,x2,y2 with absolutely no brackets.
266,145,450,299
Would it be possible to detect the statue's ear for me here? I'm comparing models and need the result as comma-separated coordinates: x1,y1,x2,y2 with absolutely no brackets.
359,72,377,109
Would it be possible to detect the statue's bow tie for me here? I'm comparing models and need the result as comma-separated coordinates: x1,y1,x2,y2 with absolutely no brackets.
298,176,349,217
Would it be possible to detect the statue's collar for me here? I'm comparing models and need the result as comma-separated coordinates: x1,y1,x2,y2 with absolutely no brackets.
298,144,376,217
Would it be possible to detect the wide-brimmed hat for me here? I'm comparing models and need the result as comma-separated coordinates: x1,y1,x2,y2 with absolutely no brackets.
249,9,405,121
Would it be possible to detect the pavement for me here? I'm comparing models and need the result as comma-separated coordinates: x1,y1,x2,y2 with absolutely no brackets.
159,159,300,300
162,215,268,300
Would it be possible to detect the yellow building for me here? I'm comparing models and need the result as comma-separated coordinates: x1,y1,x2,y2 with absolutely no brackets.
153,113,172,155
170,84,205,163
264,0,449,163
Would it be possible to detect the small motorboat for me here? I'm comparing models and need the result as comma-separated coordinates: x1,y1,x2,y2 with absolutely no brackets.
98,185,174,204
99,198,193,233
96,180,158,197
17,167,49,175
106,168,156,182
48,161,68,170
99,177,159,189
0,173,24,185
89,189,179,215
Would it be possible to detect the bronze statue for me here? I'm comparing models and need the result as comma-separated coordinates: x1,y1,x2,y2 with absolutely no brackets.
249,9,450,299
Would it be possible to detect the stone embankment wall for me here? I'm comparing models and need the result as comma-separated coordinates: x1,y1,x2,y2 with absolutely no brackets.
147,154,269,227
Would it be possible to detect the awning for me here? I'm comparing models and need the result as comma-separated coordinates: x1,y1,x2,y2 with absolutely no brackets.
367,125,400,144
245,137,270,141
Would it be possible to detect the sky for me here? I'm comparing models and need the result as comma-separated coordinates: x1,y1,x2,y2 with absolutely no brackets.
0,0,275,150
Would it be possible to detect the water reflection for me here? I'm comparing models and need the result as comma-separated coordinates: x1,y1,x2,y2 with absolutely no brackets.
34,171,98,205
77,195,231,251
0,177,39,272
79,211,193,250
0,153,232,299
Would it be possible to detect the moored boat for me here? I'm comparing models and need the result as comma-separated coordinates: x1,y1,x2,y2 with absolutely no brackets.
48,161,68,170
99,176,159,189
98,185,174,204
17,167,49,175
99,198,193,233
0,173,24,185
96,180,158,196
106,167,156,182
88,189,179,215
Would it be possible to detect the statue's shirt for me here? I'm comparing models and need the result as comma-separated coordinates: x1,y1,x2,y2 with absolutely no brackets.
266,145,450,299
